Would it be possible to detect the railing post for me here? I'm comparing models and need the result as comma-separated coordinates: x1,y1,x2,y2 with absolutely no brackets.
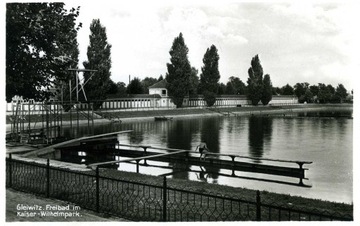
230,155,235,176
96,167,100,212
142,146,148,165
46,159,50,198
136,160,140,173
162,176,167,222
256,190,261,221
8,153,12,188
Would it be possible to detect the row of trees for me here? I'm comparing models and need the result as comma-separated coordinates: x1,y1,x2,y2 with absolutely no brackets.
6,4,351,108
287,82,350,104
119,33,244,107
149,33,272,107
118,75,246,98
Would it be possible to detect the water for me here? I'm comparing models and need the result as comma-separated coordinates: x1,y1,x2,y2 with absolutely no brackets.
61,110,353,204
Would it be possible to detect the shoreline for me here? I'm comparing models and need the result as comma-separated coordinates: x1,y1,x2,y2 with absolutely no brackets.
5,104,353,131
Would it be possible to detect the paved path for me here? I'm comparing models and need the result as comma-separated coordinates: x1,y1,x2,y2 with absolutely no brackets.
6,189,128,222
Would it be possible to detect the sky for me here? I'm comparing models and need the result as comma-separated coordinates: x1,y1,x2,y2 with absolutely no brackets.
69,0,359,91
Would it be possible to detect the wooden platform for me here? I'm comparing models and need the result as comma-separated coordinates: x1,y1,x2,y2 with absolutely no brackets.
90,148,309,180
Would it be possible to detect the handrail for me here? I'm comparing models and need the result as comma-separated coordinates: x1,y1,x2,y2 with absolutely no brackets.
87,149,189,167
204,152,312,165
117,143,312,165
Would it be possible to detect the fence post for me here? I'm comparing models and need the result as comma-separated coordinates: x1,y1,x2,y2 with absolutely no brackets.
9,153,12,188
162,176,167,222
96,167,100,213
136,160,140,173
46,159,50,198
256,190,261,221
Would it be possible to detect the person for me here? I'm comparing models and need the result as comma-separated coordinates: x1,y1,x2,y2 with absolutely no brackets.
195,142,209,161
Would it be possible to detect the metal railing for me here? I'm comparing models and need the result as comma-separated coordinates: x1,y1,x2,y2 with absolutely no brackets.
6,155,353,221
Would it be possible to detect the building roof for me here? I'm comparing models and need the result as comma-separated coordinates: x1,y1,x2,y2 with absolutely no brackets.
148,79,168,89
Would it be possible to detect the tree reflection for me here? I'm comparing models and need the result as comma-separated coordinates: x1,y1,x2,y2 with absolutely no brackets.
199,117,221,180
248,116,273,162
167,119,200,179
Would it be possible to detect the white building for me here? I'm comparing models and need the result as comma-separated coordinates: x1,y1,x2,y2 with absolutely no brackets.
148,80,175,108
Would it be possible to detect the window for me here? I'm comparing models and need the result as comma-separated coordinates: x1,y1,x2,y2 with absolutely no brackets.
162,89,167,96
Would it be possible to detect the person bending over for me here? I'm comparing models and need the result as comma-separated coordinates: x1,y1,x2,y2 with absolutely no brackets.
195,142,209,161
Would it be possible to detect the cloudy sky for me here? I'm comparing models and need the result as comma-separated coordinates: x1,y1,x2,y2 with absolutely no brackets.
71,0,359,90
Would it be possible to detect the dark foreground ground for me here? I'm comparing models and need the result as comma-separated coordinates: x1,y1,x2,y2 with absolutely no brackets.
6,189,128,222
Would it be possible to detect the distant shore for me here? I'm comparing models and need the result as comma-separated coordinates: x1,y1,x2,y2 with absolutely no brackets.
6,103,353,132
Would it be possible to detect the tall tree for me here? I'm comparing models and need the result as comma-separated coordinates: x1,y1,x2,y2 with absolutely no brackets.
6,3,81,101
199,45,220,107
304,89,314,103
225,81,236,94
141,77,158,94
189,67,199,96
166,33,192,108
247,55,264,105
227,76,246,95
158,75,164,81
317,83,332,103
294,82,309,99
107,79,118,95
281,84,294,95
309,85,320,97
127,77,144,94
116,82,127,97
83,19,112,109
273,87,282,95
218,83,227,95
261,74,273,105
335,84,348,103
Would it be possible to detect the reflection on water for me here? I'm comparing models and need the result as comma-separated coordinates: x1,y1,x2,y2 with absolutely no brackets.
200,118,221,182
60,110,353,203
248,116,273,161
167,120,196,179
